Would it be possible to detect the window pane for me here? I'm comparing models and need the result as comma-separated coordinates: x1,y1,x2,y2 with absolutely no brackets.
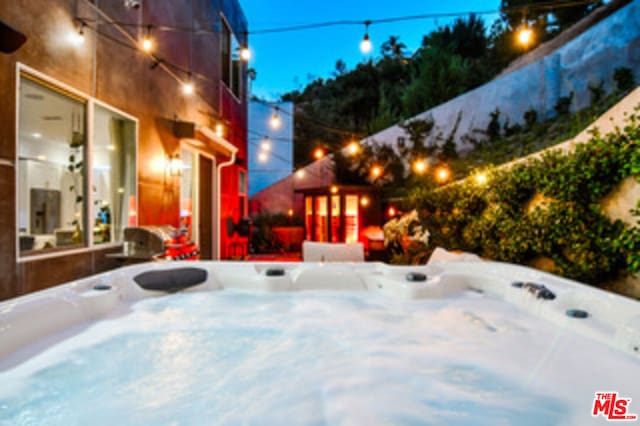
221,22,231,87
231,34,242,97
18,76,87,254
93,105,137,244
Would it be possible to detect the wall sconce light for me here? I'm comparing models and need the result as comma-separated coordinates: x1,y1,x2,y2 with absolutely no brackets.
166,154,183,177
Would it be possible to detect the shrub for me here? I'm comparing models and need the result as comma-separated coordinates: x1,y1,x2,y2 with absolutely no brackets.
523,107,538,129
554,92,574,116
613,67,635,93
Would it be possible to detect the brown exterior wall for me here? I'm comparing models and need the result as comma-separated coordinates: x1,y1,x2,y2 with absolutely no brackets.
0,0,248,300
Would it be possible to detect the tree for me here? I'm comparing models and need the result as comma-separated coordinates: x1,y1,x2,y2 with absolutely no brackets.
381,35,407,59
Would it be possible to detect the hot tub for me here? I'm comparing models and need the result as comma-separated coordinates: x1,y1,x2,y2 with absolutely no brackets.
1,260,639,425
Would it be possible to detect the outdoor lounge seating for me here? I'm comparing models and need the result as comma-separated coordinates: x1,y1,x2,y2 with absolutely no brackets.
302,241,365,262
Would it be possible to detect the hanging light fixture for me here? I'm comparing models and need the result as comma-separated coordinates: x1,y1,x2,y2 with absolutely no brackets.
295,169,305,179
141,25,153,52
313,147,325,160
182,72,194,95
370,165,382,178
260,136,272,152
270,106,282,129
435,166,451,183
258,151,268,163
360,21,372,54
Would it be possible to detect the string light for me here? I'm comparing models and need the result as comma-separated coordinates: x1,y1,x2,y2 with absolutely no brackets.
475,172,488,185
517,25,533,46
360,20,372,54
314,147,325,160
347,141,360,155
413,159,428,175
435,166,451,183
269,106,282,129
360,196,370,207
296,169,305,179
182,73,194,95
258,151,268,163
240,45,251,61
141,25,153,52
330,185,339,194
260,136,272,151
288,208,294,217
370,165,382,178
387,206,397,217
71,22,86,46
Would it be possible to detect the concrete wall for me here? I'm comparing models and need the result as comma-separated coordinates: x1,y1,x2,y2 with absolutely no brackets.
0,0,248,300
367,0,640,152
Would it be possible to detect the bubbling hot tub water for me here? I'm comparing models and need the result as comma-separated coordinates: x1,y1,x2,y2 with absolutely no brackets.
0,261,639,425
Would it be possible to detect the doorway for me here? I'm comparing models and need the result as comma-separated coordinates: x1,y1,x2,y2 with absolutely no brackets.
198,156,214,259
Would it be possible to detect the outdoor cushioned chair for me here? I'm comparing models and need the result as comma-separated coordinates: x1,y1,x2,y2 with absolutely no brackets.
302,241,365,262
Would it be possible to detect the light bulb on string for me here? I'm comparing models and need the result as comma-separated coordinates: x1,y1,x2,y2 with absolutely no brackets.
260,136,272,151
270,107,282,129
347,141,360,155
258,151,268,163
517,25,533,47
240,45,251,61
142,25,153,52
71,22,86,46
313,147,325,160
360,21,372,54
182,73,194,95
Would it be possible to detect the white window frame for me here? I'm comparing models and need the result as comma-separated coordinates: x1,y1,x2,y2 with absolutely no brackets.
15,63,139,263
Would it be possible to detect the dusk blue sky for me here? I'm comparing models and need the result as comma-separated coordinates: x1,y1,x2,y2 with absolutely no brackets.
240,0,502,101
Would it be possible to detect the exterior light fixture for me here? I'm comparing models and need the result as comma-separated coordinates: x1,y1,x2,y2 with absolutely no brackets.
32,132,42,139
370,165,382,178
360,196,370,207
295,169,305,179
330,185,338,194
258,151,268,163
347,141,360,155
314,147,325,160
182,73,194,95
215,123,224,138
413,159,427,175
360,21,372,54
287,208,294,217
167,154,183,177
387,206,396,217
260,136,272,152
435,166,450,183
270,106,282,129
141,25,153,52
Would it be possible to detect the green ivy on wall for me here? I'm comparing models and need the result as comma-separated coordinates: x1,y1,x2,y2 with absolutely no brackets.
406,107,640,286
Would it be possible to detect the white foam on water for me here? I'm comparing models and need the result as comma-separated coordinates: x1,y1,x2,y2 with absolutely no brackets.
1,290,638,425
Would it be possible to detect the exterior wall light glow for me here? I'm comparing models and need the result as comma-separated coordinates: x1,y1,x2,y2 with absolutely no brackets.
182,74,194,95
215,123,224,138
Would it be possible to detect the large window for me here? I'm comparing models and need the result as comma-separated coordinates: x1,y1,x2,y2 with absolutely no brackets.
221,19,243,99
17,71,137,256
